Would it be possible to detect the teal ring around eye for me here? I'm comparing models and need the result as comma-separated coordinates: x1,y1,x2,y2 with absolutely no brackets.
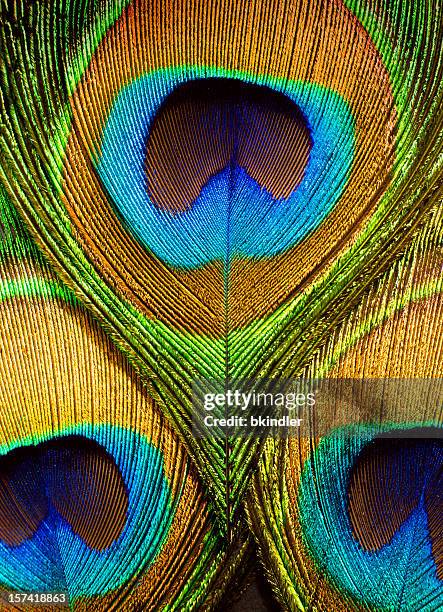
297,423,443,610
0,424,172,598
96,66,355,270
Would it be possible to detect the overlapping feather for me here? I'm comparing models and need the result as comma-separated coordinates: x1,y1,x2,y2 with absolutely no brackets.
247,204,443,610
0,187,250,609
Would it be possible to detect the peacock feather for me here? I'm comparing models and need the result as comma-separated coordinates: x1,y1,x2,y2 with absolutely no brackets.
0,187,250,609
247,204,443,610
0,0,442,609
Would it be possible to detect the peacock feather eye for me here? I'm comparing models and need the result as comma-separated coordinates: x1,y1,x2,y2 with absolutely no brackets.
297,425,443,610
347,429,443,581
64,0,394,332
94,74,353,269
0,428,172,597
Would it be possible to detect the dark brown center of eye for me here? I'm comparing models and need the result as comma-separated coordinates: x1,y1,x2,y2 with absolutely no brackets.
145,78,312,213
347,428,442,579
0,436,128,551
